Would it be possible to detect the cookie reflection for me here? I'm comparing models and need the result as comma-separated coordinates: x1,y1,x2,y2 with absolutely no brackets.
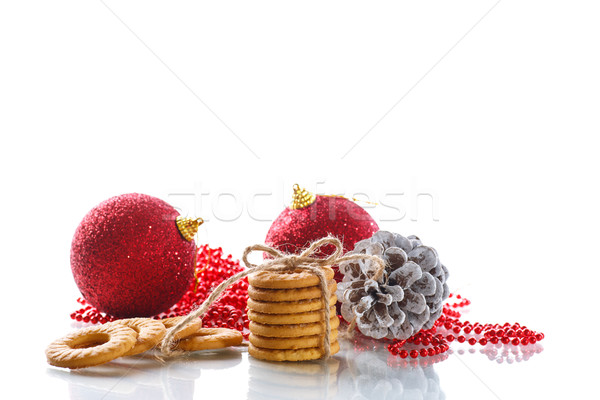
47,349,242,400
248,357,340,400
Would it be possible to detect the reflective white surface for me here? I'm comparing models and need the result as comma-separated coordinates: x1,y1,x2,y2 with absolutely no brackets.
3,1,600,397
37,332,554,400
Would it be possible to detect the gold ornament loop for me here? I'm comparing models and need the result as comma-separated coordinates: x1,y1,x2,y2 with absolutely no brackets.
176,217,204,242
290,184,316,209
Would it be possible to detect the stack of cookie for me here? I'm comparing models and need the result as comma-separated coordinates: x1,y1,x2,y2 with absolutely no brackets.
247,267,340,362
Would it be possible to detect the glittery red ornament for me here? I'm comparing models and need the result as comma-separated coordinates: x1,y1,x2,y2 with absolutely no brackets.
70,245,250,337
70,193,200,318
265,185,379,282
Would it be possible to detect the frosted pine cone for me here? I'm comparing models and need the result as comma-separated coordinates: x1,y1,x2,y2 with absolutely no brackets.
337,231,449,340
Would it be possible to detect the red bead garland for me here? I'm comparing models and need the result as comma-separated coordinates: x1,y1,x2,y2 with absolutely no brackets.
387,293,544,360
387,331,450,359
71,245,250,338
70,249,545,360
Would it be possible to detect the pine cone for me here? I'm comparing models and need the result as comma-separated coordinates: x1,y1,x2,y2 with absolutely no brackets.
337,230,450,340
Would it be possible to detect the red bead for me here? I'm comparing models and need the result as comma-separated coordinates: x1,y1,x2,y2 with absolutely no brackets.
387,298,545,358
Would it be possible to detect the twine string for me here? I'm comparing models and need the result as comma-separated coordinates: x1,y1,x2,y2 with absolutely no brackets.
159,236,386,358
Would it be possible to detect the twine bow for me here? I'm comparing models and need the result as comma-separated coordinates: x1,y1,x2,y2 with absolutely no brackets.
159,236,387,358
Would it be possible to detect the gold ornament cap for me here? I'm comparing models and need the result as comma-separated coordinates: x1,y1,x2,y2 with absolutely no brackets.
290,184,316,209
176,216,204,241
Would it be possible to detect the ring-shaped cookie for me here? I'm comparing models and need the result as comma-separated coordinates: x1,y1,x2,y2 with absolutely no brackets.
248,307,337,325
249,267,335,289
249,316,340,338
247,295,337,314
176,328,243,351
248,280,337,302
112,318,167,356
161,316,202,340
45,324,137,369
248,341,340,361
249,330,339,350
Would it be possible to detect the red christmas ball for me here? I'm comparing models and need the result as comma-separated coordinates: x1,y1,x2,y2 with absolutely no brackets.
70,193,199,318
265,186,379,282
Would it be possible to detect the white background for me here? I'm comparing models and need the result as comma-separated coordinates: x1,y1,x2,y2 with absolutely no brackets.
1,1,599,399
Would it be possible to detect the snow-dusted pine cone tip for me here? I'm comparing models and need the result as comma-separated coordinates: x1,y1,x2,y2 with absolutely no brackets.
337,230,450,340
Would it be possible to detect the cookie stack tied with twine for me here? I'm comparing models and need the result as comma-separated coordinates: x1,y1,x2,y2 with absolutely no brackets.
247,266,339,361
158,236,386,362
